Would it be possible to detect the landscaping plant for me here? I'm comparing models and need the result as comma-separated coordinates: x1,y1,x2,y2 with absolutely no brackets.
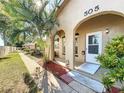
23,73,38,93
97,35,124,92
102,75,115,93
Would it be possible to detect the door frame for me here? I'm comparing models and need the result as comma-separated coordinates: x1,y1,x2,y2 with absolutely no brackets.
85,31,102,64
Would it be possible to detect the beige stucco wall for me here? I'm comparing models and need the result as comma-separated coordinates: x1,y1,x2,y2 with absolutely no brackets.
55,0,124,69
58,0,124,30
59,37,65,59
75,14,124,63
54,30,65,59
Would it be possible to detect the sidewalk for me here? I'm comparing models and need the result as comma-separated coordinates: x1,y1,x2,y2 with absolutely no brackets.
19,52,78,93
19,53,98,93
19,53,43,74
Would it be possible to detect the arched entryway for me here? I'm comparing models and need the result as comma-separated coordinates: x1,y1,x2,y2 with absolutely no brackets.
54,30,66,65
74,13,124,73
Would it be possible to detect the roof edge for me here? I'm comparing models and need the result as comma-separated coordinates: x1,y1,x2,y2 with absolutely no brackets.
56,0,70,17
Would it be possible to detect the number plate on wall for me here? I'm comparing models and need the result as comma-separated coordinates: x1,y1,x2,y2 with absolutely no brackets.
84,5,100,16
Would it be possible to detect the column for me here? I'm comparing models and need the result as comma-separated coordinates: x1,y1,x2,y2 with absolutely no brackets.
65,30,75,69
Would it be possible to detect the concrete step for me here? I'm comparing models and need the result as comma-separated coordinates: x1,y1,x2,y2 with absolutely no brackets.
67,71,105,93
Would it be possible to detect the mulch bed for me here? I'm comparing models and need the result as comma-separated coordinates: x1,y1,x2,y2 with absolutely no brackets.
38,61,74,84
111,87,121,93
44,61,69,76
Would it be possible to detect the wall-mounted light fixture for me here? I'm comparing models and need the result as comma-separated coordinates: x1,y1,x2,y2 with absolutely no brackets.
105,28,110,34
75,33,79,38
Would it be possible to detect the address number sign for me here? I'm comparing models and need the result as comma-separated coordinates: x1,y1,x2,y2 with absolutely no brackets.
84,5,100,16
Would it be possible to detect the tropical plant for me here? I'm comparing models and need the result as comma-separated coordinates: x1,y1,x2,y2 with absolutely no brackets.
97,35,124,91
35,38,47,51
42,0,61,60
0,14,12,45
23,73,38,93
0,0,61,60
0,0,48,37
11,26,34,45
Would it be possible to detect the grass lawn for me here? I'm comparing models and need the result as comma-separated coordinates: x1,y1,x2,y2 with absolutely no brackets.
0,52,29,92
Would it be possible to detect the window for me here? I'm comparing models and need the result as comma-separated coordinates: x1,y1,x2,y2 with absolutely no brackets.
88,35,99,54
88,35,98,44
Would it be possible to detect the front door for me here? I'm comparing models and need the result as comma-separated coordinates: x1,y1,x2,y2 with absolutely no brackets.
86,32,102,64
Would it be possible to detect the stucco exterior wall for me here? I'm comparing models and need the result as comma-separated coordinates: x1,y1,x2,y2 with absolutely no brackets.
58,34,65,59
58,0,124,31
54,30,65,59
56,0,124,68
75,14,124,63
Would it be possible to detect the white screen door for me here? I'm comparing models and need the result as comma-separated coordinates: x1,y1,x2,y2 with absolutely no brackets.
86,32,102,64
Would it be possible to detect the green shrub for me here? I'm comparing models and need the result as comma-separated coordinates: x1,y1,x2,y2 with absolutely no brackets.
23,48,30,53
23,73,38,93
102,75,115,92
97,35,124,89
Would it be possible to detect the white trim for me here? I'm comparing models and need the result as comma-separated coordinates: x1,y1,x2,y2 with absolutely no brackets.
86,31,102,64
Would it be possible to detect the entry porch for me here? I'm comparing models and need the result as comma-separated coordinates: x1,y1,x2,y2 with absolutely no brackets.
54,57,122,89
54,14,124,69
55,57,83,68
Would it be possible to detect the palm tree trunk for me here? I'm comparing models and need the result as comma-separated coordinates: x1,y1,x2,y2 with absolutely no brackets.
23,32,26,41
3,30,6,46
17,34,20,43
50,33,54,60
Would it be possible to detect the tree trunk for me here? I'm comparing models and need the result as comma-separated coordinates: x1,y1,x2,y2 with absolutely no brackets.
49,33,54,60
17,34,20,43
23,32,26,41
3,30,6,46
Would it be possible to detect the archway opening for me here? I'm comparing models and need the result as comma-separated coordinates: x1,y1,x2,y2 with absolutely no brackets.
54,30,66,64
74,14,124,69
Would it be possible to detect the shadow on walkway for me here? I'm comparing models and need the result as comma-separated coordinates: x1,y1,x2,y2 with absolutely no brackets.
39,69,62,93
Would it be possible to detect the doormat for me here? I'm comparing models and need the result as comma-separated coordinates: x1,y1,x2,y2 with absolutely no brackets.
77,63,100,74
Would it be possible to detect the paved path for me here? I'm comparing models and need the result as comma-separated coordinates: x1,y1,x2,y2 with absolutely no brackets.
19,53,43,74
19,53,78,93
19,52,96,93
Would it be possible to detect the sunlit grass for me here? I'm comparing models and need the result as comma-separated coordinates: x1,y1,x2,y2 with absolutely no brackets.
0,52,28,92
